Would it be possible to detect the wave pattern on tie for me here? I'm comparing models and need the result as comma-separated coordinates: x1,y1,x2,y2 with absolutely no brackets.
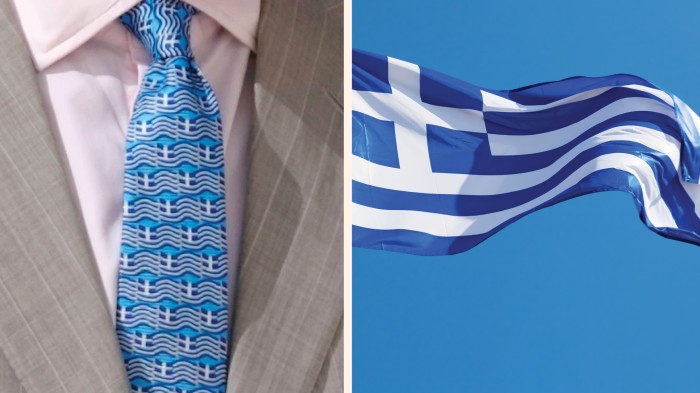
117,1,228,392
352,49,700,256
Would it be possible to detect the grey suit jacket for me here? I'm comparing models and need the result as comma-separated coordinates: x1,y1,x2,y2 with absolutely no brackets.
0,0,343,392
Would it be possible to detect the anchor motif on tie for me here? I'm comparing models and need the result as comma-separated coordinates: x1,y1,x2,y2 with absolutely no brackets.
117,305,128,320
180,335,192,351
161,199,174,215
136,121,149,134
157,360,169,377
181,171,193,187
201,363,212,379
159,92,171,107
136,18,151,36
120,253,133,267
140,279,152,294
135,331,150,348
202,309,214,326
203,254,216,271
139,172,151,188
180,117,192,134
160,144,170,159
141,226,153,241
202,198,213,214
200,144,214,160
175,66,187,80
161,307,173,323
161,253,175,268
117,1,228,390
183,226,195,242
182,281,194,296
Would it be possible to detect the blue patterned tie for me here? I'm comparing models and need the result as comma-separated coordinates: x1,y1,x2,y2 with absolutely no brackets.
116,1,229,392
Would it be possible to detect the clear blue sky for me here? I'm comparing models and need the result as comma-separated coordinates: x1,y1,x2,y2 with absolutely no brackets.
353,1,700,392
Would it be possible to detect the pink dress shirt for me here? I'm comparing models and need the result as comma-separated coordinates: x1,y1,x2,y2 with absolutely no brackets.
10,0,259,321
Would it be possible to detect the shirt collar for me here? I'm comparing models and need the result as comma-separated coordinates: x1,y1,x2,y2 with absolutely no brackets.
11,0,259,71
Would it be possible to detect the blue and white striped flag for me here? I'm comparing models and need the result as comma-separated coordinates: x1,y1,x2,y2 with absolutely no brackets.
352,49,700,255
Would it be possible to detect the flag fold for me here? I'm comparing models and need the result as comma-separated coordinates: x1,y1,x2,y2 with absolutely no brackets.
352,49,700,255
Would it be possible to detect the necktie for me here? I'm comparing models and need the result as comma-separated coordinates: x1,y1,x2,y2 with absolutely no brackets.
116,1,229,392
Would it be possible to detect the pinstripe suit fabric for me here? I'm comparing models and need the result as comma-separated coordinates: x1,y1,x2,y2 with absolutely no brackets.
0,0,343,392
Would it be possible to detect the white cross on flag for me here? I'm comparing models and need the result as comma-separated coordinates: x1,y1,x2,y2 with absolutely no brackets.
352,49,700,255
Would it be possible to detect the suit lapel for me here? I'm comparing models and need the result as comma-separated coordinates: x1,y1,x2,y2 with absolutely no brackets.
0,3,130,392
228,0,344,392
0,0,343,391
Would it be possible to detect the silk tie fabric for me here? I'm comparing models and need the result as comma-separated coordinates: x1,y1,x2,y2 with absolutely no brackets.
116,1,229,392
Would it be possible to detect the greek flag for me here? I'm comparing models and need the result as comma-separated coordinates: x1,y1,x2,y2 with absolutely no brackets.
352,49,700,255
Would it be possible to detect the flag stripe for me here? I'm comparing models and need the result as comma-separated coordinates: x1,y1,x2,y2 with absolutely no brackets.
488,110,677,157
353,143,683,216
354,125,679,195
352,171,648,255
351,49,700,255
355,150,700,232
486,74,659,105
353,89,487,132
431,114,679,175
482,84,673,113
484,93,672,135
354,152,679,238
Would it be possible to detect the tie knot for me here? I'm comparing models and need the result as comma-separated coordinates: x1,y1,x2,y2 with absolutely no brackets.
121,0,197,60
